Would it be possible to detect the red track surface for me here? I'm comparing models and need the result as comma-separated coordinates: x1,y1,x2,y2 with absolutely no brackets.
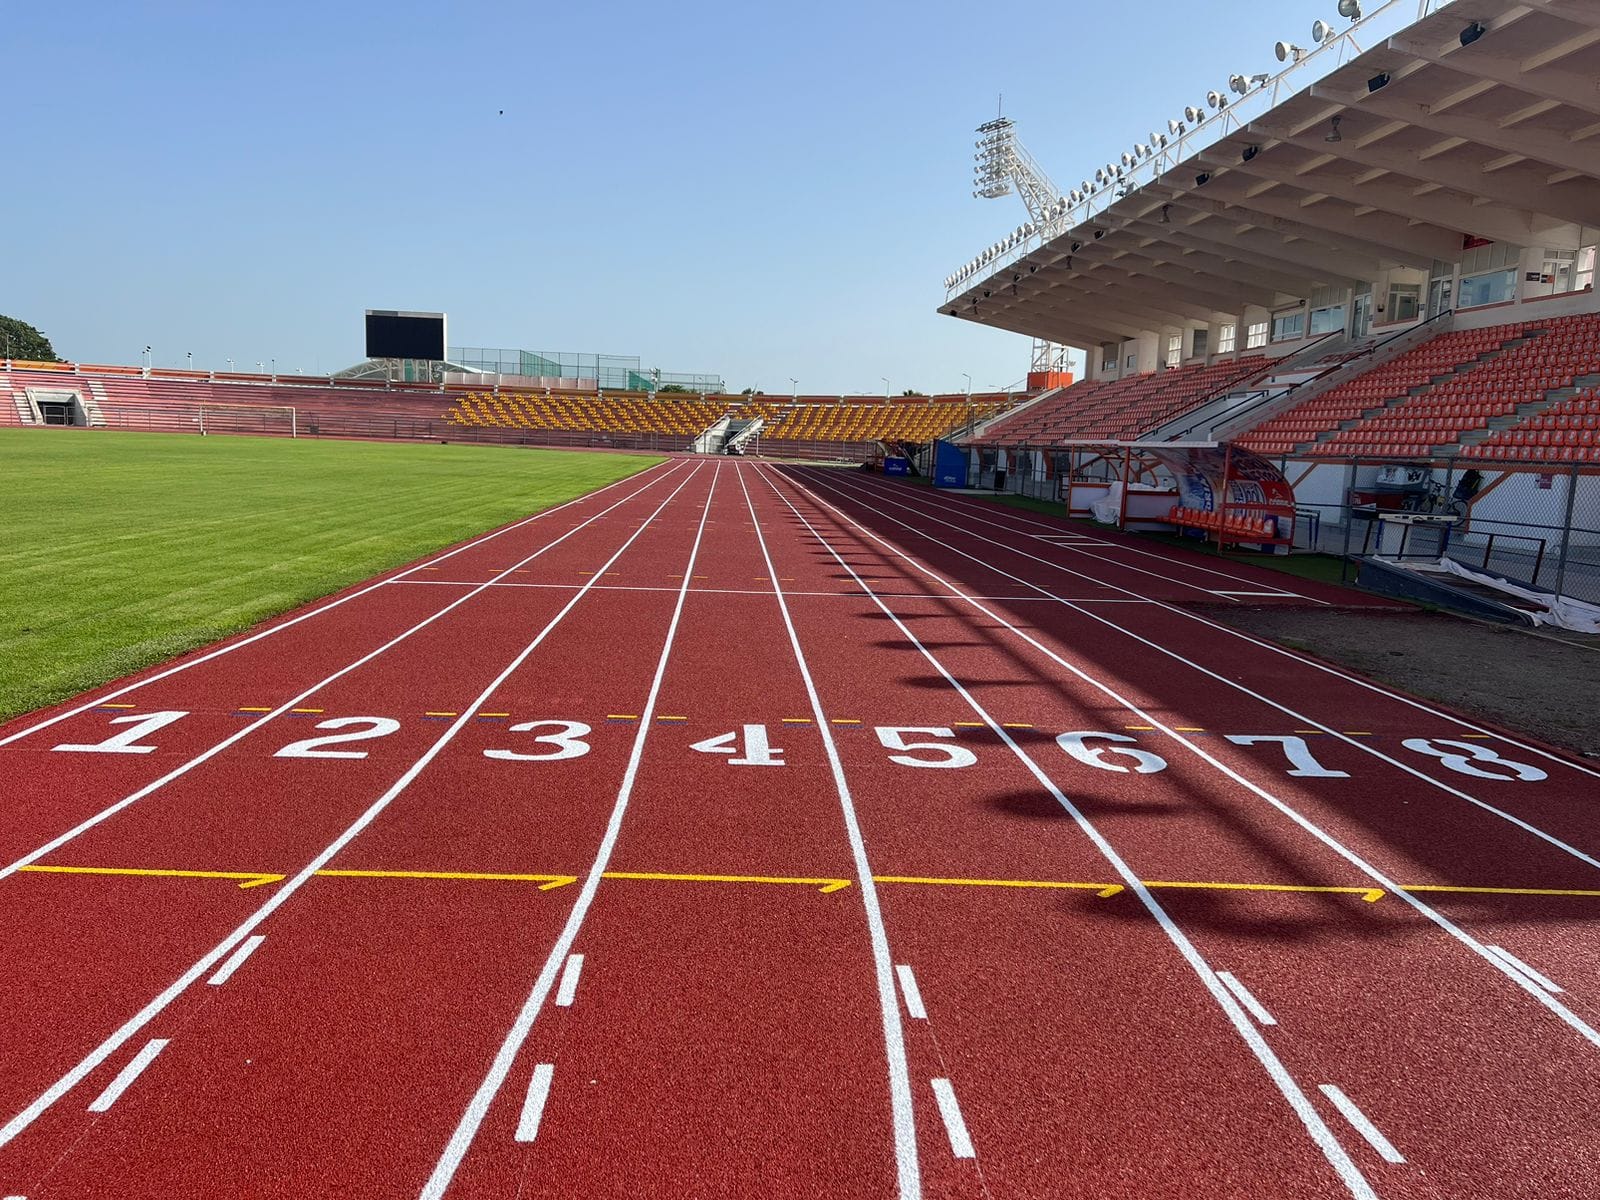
3,459,1598,1199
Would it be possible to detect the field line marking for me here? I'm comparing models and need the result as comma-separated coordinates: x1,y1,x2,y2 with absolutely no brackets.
1318,1085,1405,1163
1216,971,1277,1027
895,965,927,1021
600,871,850,893
740,462,921,1200
554,956,585,1007
0,461,681,749
207,936,266,986
929,1079,976,1159
780,466,1600,1047
315,869,578,890
419,463,722,1200
87,1040,169,1113
0,464,711,1154
513,1064,556,1143
1485,945,1564,994
18,865,284,889
757,462,1378,1200
0,465,687,889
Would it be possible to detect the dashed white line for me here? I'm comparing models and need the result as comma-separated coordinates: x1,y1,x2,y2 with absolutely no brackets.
514,1063,556,1143
1319,1084,1405,1163
895,964,927,1020
206,936,266,986
87,1039,169,1113
554,954,585,1007
929,1078,975,1159
1486,945,1564,994
1216,971,1277,1027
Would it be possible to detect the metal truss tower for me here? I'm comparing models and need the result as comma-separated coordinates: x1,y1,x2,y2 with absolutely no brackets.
971,116,1070,379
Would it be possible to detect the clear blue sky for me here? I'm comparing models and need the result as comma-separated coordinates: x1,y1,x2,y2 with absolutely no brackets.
9,0,1347,393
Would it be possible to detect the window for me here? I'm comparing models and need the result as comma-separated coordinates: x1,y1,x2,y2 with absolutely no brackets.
1102,344,1117,372
1384,283,1421,322
1271,311,1305,342
1126,354,1137,369
1579,245,1596,292
1246,321,1269,349
1458,268,1517,308
1217,323,1237,354
1309,305,1346,335
1166,334,1182,368
1191,328,1209,357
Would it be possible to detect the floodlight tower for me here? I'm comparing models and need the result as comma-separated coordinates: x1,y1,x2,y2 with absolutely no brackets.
971,115,1070,382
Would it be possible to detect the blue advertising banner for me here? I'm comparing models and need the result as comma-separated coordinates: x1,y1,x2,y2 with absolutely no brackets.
933,440,967,488
884,456,911,476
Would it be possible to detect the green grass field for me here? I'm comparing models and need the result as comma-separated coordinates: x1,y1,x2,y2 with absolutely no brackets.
0,430,662,722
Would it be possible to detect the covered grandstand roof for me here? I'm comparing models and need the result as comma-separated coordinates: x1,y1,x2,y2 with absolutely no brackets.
944,0,1600,347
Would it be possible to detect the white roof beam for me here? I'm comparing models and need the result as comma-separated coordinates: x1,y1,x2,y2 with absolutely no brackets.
1387,33,1600,118
1155,186,1431,269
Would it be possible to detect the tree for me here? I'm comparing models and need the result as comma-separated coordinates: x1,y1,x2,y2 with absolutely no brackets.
0,315,61,362
658,384,692,393
901,389,925,397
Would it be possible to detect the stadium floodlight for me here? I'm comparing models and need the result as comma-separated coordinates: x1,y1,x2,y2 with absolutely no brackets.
1094,167,1105,184
1311,19,1333,43
1337,0,1362,19
1135,142,1150,158
1185,105,1205,123
1206,90,1229,110
1275,41,1305,63
1228,74,1249,95
1169,118,1186,136
1080,180,1091,195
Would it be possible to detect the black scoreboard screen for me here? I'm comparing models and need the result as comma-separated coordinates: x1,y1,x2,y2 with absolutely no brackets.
364,310,446,360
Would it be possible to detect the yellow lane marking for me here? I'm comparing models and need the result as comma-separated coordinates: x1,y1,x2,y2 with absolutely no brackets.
656,715,688,722
19,865,285,890
424,711,459,717
98,703,137,709
1124,725,1155,731
603,871,852,893
1002,723,1034,729
607,714,639,720
238,707,273,713
953,721,985,728
317,869,577,891
1294,730,1325,735
1460,734,1493,739
830,719,862,725
477,712,510,718
1403,884,1600,900
1173,727,1206,733
875,875,1125,898
290,708,324,714
781,718,812,724
1344,731,1373,736
1140,880,1386,903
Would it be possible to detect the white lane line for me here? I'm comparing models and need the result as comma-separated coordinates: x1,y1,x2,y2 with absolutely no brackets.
206,935,266,987
0,465,687,888
755,463,1378,1200
1486,945,1564,994
86,1039,169,1113
554,954,585,1007
1319,1085,1405,1163
1216,971,1277,1027
513,1064,556,1142
841,469,1600,784
776,467,1600,1048
895,964,927,1021
0,465,712,1154
419,465,723,1200
739,464,919,1198
0,462,680,750
388,580,1151,603
929,1079,976,1159
1214,590,1296,597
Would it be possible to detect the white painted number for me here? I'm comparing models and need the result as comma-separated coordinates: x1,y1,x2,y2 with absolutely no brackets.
1057,731,1168,774
875,726,977,769
275,717,402,760
484,720,593,762
1225,734,1350,778
1402,738,1547,782
690,724,785,766
54,711,189,755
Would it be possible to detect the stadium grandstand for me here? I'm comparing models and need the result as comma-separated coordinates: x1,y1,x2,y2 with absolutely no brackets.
934,0,1599,620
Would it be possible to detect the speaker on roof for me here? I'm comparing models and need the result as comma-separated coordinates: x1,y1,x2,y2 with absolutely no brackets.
1460,20,1485,46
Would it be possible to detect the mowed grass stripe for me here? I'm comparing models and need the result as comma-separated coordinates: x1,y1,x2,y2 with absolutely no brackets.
0,430,662,721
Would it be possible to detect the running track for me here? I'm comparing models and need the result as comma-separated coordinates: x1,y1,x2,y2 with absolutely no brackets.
2,458,1598,1199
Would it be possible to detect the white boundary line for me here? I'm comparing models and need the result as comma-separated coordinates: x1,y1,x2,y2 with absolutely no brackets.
0,464,712,1154
795,469,1600,860
766,465,1600,1049
554,955,585,1007
822,468,1600,784
0,462,680,749
1485,945,1563,994
1318,1085,1406,1163
0,464,687,886
895,965,928,1021
513,1064,556,1143
386,579,1152,603
418,463,723,1200
737,464,920,1199
752,463,1377,1200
